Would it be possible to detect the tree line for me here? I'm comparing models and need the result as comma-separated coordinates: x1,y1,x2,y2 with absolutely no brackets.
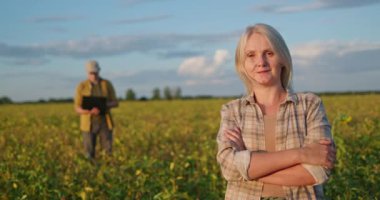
3,90,380,104
125,86,182,101
0,86,184,104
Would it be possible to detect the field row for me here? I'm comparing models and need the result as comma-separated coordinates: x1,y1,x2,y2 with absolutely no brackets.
1,95,379,199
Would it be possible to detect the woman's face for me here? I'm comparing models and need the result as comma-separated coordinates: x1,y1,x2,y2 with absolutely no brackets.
244,33,283,88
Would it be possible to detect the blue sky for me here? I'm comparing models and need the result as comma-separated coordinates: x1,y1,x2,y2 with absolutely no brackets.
1,0,380,102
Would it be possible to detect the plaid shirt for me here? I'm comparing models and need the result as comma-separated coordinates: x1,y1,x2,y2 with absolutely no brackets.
217,92,333,200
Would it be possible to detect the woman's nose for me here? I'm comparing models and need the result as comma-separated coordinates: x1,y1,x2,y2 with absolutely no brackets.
256,54,267,67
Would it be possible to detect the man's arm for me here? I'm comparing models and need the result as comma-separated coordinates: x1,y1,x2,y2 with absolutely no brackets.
106,81,118,108
106,100,118,108
73,83,100,115
75,106,100,115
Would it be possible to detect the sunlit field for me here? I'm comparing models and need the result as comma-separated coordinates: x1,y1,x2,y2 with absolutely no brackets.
1,94,379,199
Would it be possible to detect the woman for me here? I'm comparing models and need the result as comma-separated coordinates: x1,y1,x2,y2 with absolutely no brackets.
216,23,336,200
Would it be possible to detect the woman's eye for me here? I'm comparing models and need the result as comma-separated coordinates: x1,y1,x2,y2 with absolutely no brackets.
247,53,254,58
266,51,274,56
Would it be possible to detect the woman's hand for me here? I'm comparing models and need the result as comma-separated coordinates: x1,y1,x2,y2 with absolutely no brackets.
300,138,336,169
225,128,246,151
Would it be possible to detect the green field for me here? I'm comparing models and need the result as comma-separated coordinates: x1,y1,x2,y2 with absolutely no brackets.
1,94,379,199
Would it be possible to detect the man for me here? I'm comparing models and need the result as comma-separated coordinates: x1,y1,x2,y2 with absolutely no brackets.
74,60,118,159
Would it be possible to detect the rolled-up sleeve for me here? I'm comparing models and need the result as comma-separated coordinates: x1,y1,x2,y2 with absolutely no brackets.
216,104,251,181
302,164,329,185
303,94,335,185
234,150,251,180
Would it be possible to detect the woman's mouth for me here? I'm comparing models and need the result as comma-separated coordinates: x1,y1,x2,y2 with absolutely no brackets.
257,69,271,73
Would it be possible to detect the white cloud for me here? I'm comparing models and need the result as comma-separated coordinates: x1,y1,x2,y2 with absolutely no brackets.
177,49,232,87
291,40,380,91
0,32,237,63
292,40,380,70
184,79,228,86
3,58,50,66
27,15,84,23
254,0,380,13
178,49,230,78
214,49,229,66
178,56,207,76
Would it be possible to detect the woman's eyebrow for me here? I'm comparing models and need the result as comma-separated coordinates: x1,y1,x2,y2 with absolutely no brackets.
245,48,273,53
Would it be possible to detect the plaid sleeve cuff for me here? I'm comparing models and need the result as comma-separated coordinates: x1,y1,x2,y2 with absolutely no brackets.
234,150,251,181
302,164,328,185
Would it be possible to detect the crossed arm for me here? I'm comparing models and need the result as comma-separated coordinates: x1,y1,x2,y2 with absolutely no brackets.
217,99,336,186
224,128,335,186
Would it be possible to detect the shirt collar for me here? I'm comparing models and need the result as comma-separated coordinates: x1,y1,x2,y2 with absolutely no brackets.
242,90,298,105
86,77,102,85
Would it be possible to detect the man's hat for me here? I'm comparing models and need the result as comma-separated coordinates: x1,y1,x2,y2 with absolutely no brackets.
85,60,100,73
